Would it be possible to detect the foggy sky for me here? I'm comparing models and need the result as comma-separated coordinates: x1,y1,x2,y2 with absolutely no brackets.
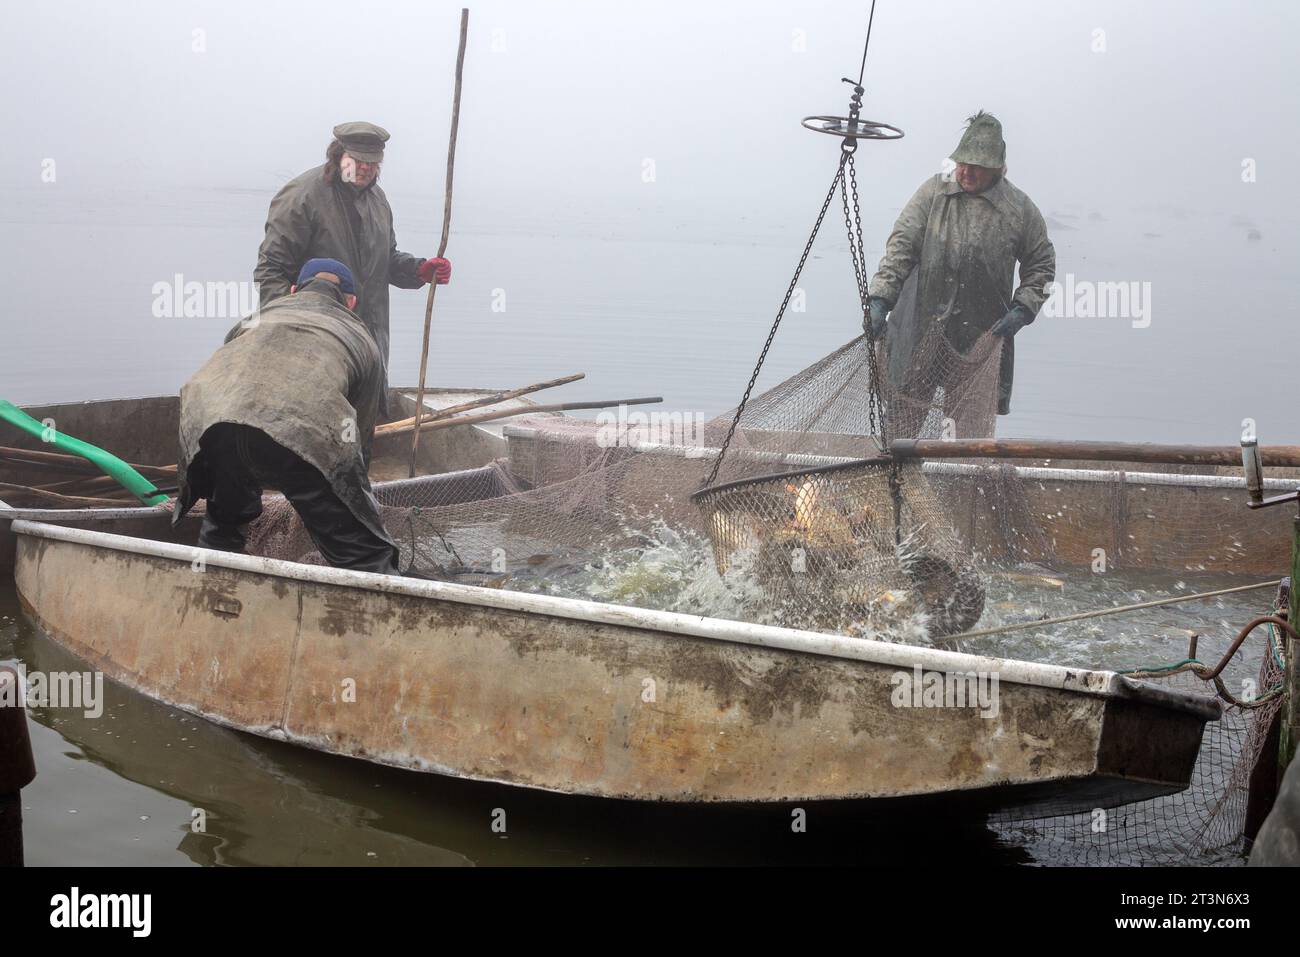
4,1,1299,445
5,0,1297,231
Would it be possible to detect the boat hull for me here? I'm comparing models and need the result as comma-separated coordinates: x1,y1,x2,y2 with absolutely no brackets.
12,521,1218,814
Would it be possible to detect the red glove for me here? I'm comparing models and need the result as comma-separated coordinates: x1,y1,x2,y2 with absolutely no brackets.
418,257,452,285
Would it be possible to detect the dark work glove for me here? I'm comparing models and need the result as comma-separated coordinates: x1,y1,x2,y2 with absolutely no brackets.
990,303,1035,338
865,296,892,338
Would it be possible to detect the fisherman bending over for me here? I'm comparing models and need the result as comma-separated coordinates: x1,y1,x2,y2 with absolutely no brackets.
866,111,1055,424
174,259,401,574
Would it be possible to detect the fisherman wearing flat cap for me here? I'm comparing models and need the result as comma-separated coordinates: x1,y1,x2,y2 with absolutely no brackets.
175,258,402,575
865,111,1055,428
254,122,453,408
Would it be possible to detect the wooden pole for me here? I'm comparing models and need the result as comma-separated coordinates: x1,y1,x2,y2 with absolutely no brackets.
0,445,175,478
890,438,1300,468
0,482,154,508
0,665,37,866
409,7,470,477
1281,516,1300,776
381,397,664,438
384,373,585,434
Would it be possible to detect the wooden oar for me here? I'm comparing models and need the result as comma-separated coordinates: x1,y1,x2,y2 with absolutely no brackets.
409,7,470,477
381,396,664,438
889,438,1300,468
385,373,585,433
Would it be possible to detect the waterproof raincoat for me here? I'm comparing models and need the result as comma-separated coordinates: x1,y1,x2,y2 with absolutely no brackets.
174,283,389,548
869,173,1055,414
254,165,425,374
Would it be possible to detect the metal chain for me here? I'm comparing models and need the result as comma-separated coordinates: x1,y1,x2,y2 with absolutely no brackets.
840,153,889,444
702,156,849,489
842,151,905,538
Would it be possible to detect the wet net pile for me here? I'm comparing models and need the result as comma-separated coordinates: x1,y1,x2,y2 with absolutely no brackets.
994,636,1288,866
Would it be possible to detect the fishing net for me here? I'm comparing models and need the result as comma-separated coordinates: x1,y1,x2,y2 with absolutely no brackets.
992,627,1288,866
237,141,1293,869
239,330,1291,865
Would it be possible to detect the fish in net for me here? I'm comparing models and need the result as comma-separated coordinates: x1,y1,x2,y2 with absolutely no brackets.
687,329,1008,638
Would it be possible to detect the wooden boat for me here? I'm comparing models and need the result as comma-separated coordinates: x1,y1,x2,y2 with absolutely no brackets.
9,392,1293,814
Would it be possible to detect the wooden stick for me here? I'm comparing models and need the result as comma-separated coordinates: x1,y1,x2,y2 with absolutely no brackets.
889,438,1300,468
35,475,138,496
0,445,175,478
409,7,470,477
0,482,155,508
383,373,585,433
382,397,664,438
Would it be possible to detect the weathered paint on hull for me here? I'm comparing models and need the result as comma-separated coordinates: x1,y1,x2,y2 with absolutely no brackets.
13,523,1217,815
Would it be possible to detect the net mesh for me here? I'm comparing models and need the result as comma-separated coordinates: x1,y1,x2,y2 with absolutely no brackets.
241,330,1290,866
992,647,1286,866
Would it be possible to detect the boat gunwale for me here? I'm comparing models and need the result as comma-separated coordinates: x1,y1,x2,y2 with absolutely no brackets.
0,459,506,526
501,425,1296,491
11,517,1221,721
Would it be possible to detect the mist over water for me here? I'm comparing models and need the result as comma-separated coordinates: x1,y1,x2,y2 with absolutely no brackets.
2,0,1297,443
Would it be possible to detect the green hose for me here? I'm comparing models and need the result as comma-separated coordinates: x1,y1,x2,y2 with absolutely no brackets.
0,399,169,506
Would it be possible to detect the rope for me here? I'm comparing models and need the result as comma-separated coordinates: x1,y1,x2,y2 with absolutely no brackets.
857,0,879,86
1118,659,1283,709
703,5,890,490
1269,621,1286,669
939,584,1293,709
932,578,1284,646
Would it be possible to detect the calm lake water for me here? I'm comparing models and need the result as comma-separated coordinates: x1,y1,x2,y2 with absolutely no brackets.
0,182,1292,865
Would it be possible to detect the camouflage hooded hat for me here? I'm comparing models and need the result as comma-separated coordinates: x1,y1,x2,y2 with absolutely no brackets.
950,111,1005,168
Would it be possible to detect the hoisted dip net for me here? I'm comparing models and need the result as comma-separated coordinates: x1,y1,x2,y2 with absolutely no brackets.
688,110,991,639
693,456,987,638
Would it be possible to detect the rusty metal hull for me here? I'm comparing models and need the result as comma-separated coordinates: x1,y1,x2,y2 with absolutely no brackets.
12,520,1218,815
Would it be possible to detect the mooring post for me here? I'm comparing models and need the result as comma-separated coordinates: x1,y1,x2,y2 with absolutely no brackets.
1282,517,1300,777
0,664,36,867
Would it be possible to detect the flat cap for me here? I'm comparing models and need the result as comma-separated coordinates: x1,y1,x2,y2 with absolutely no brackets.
332,121,390,163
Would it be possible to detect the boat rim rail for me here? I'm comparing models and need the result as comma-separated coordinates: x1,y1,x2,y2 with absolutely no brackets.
500,425,1300,490
9,517,1220,721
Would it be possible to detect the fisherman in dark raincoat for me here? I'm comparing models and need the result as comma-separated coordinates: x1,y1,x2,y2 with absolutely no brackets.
254,122,452,404
175,259,400,574
866,112,1055,418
